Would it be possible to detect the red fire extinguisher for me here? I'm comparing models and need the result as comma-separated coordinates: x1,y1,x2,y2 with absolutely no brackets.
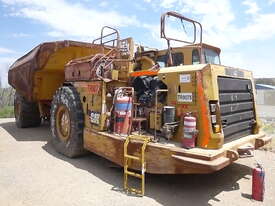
252,163,265,201
113,89,133,135
181,113,197,149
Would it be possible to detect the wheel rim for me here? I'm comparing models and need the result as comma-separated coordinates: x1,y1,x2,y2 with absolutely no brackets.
56,105,71,141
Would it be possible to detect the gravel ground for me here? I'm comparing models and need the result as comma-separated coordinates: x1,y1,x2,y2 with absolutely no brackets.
257,105,275,121
0,118,274,206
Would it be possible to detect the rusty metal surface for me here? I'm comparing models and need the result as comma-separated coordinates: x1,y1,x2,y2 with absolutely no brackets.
65,53,114,82
8,40,98,102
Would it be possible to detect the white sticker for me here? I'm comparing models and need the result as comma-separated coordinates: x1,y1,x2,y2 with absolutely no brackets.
211,115,217,124
177,93,193,102
184,133,193,139
90,111,101,125
179,74,191,83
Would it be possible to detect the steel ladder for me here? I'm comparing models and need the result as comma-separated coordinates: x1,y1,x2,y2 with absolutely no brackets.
123,135,151,196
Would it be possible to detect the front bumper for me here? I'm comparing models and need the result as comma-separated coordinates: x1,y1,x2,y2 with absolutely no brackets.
171,132,272,173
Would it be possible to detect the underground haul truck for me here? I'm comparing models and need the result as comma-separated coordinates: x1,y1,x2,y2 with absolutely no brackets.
9,12,272,195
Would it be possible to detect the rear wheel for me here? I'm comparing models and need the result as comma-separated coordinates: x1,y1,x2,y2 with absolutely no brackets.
14,92,41,128
50,86,87,158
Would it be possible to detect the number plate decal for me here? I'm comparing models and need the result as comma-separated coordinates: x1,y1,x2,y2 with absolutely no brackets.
179,74,191,83
89,111,101,125
177,93,193,102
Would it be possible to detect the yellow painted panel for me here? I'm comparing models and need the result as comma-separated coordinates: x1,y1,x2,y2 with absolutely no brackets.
34,46,105,101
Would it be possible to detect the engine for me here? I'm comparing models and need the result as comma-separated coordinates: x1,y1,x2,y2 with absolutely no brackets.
132,76,167,107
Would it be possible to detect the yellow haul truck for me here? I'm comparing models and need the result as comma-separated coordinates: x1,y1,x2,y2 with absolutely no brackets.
8,12,271,195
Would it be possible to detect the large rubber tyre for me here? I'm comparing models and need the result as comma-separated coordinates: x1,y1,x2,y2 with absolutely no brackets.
50,86,86,158
14,92,41,128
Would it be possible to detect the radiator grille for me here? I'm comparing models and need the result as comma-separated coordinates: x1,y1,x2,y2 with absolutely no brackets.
218,76,256,141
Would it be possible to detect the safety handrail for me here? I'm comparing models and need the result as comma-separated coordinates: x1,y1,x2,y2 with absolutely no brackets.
160,11,202,45
160,11,203,65
92,26,120,49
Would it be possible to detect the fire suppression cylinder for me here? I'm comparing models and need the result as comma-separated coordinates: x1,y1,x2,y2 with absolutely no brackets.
113,92,132,135
252,164,265,201
182,114,197,149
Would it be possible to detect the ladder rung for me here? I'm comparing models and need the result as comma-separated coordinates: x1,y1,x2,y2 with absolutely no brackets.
125,154,141,161
128,135,150,141
125,170,142,178
127,187,142,195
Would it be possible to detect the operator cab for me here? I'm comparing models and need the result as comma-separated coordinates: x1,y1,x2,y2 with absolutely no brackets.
133,43,221,71
133,11,221,71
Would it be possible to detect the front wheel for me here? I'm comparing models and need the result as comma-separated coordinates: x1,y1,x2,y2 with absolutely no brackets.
50,86,87,158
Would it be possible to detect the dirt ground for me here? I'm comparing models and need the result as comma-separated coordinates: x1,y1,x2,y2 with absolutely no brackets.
0,118,274,206
257,105,275,121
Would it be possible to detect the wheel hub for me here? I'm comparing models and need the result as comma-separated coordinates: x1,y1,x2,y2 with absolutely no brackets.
56,105,71,141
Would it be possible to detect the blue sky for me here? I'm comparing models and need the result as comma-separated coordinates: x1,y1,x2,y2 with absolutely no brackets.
1,0,275,87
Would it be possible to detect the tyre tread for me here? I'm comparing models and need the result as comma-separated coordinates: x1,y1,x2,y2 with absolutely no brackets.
50,86,87,158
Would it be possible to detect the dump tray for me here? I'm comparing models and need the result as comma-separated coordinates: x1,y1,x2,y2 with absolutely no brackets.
8,40,102,102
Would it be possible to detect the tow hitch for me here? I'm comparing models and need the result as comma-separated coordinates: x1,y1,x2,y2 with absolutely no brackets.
237,143,254,158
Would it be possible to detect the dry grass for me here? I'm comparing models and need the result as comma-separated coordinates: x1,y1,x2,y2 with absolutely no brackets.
0,87,15,118
0,106,14,118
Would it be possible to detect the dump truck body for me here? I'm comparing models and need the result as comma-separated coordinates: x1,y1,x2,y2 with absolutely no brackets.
8,41,111,117
8,12,272,195
8,41,103,101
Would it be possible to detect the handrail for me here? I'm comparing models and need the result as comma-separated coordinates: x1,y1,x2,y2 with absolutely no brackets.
92,26,120,49
160,11,203,65
160,11,202,45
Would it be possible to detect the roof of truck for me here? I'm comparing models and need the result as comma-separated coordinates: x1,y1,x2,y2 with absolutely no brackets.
165,43,221,54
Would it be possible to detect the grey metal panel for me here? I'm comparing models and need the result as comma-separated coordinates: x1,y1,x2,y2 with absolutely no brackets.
221,111,254,125
218,76,255,140
218,77,252,92
219,93,252,103
223,120,252,138
220,102,253,115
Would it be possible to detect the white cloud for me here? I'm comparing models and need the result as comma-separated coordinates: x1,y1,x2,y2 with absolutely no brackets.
222,49,275,78
221,51,246,68
99,1,108,7
11,32,30,38
1,0,139,39
143,0,235,46
238,13,275,41
144,0,275,49
160,0,178,8
143,23,167,48
134,3,147,11
243,0,260,15
47,31,65,38
0,57,17,87
0,47,15,54
269,0,275,4
0,47,19,87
